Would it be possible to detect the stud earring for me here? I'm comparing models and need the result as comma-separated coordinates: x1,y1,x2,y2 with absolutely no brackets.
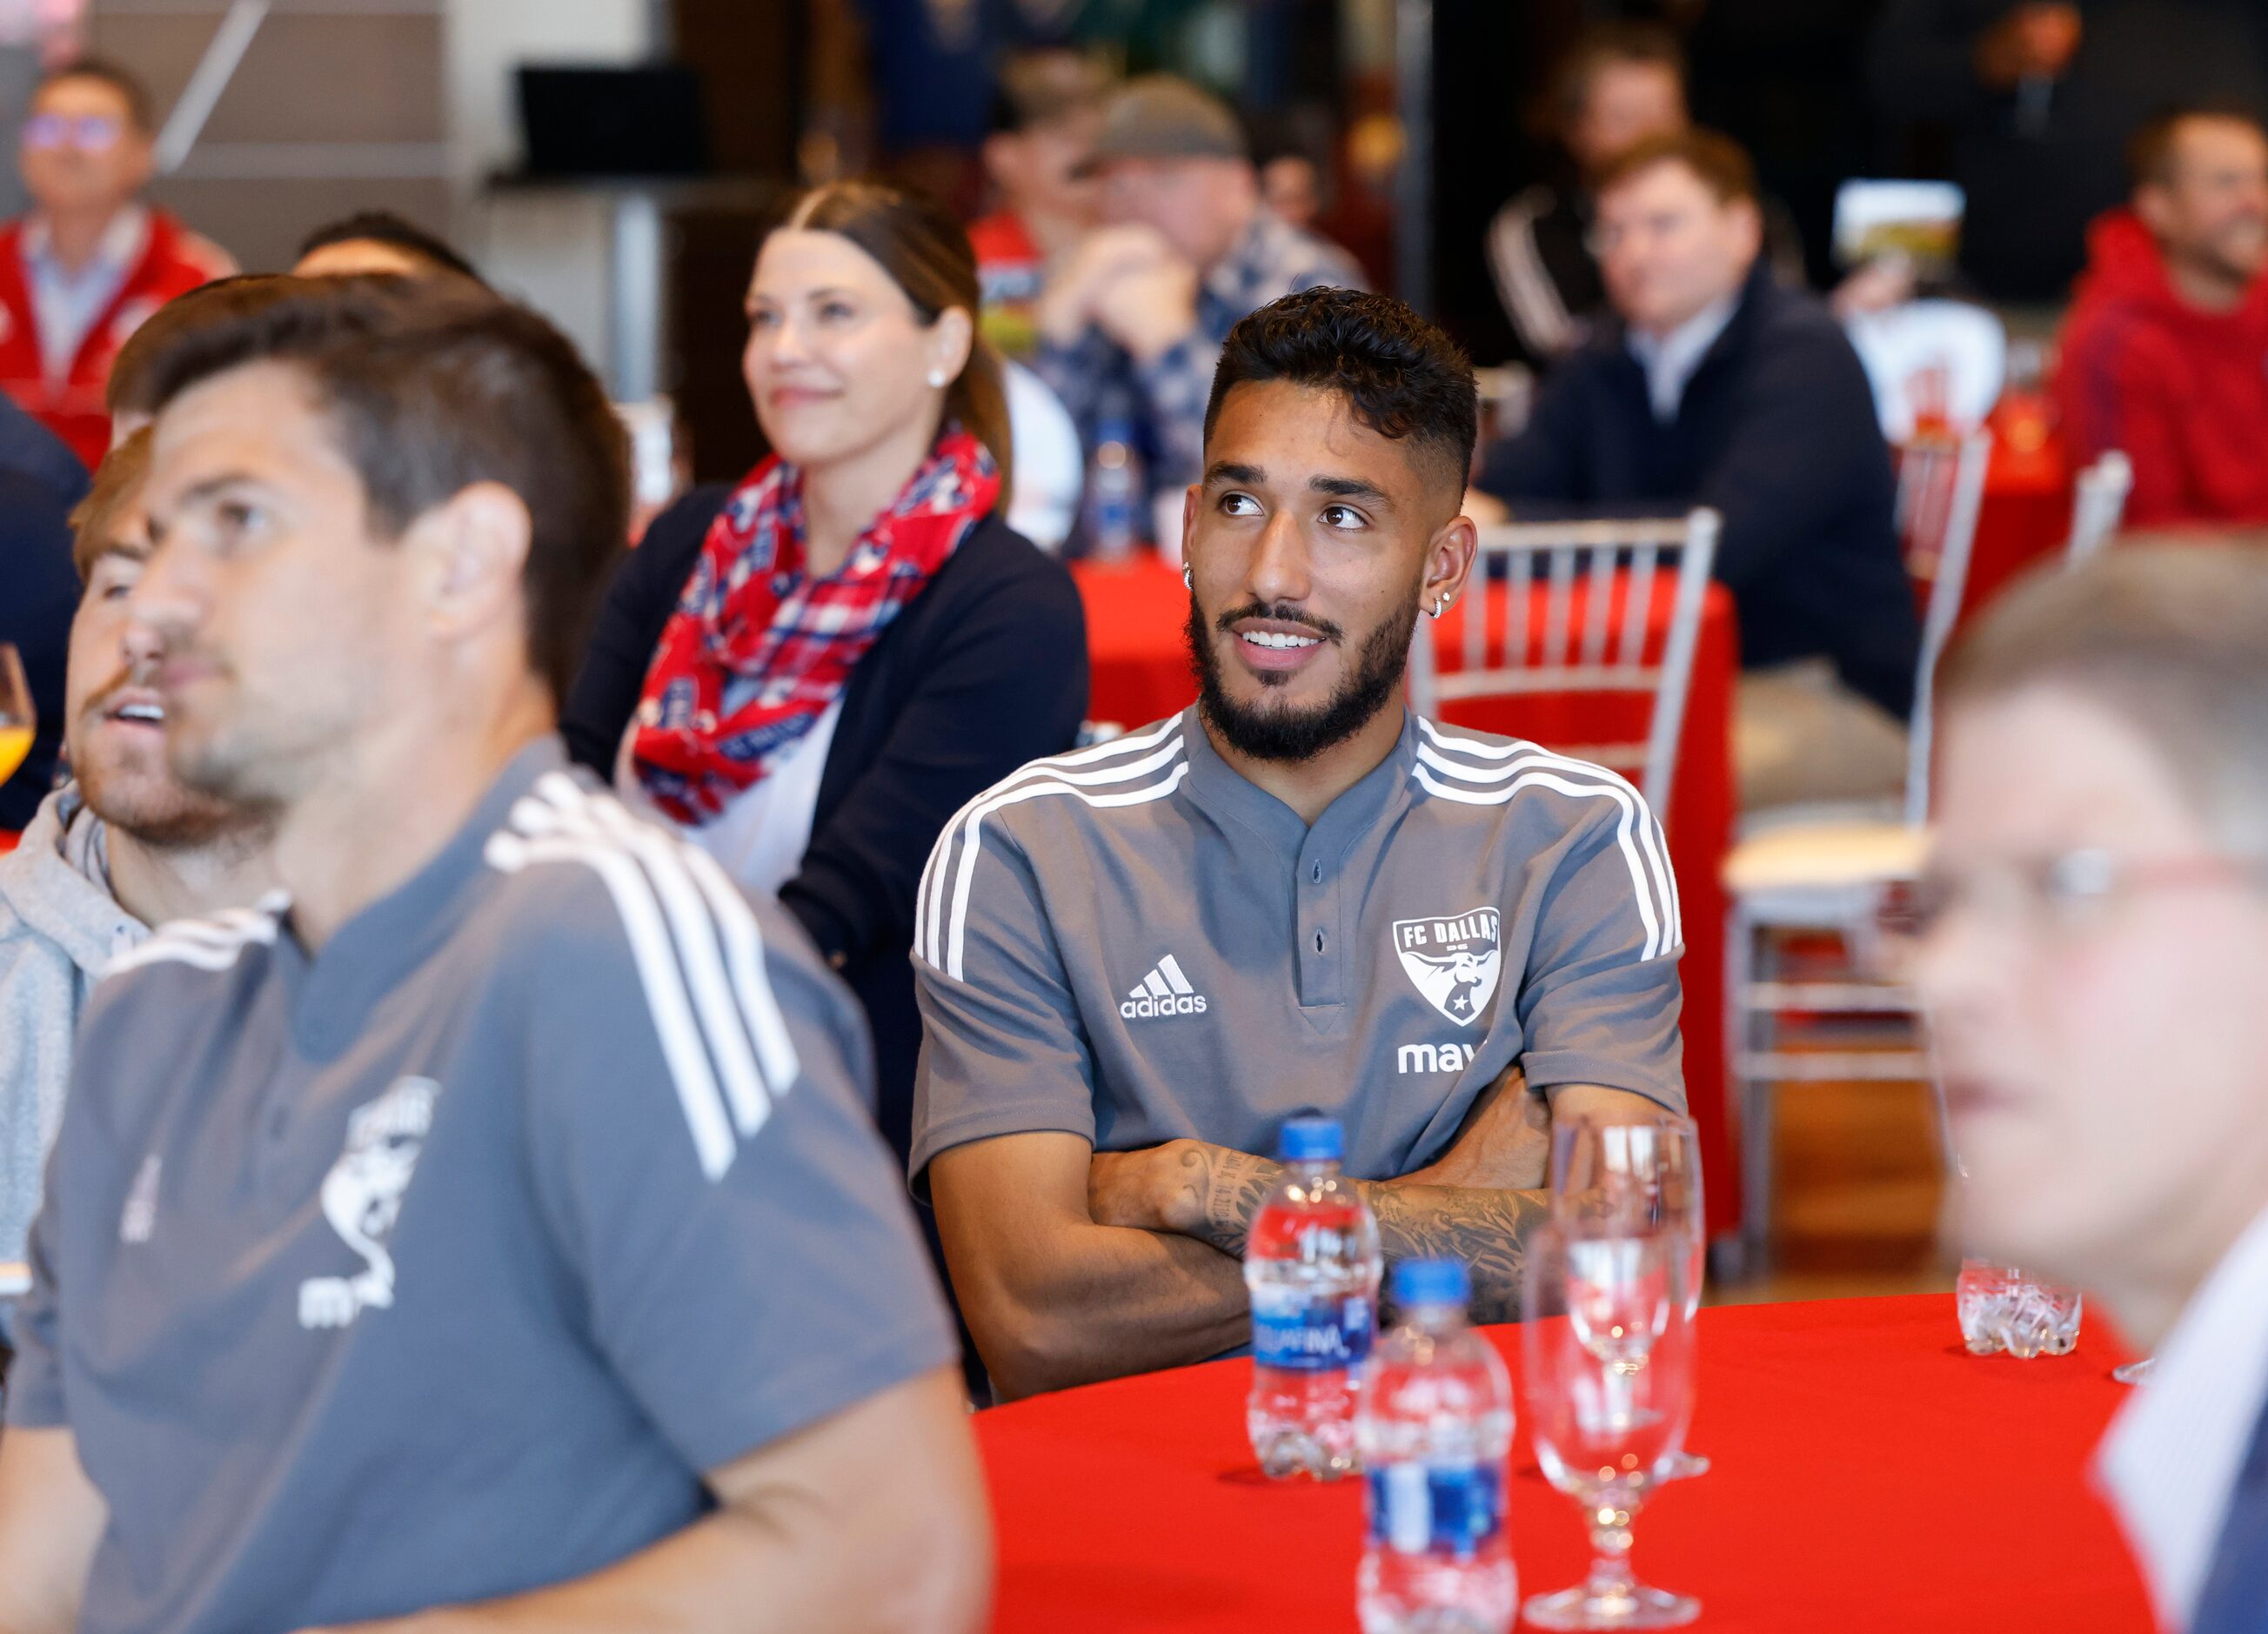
926,368,948,388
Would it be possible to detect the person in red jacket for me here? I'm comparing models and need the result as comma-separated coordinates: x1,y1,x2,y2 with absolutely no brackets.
0,57,233,472
2057,106,2268,529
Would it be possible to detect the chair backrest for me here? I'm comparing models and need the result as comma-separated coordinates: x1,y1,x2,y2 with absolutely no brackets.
1844,298,2008,442
1896,428,1993,826
1407,508,1720,815
2065,450,2133,566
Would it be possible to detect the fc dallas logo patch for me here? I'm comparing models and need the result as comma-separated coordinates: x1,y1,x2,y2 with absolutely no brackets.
1393,907,1503,1028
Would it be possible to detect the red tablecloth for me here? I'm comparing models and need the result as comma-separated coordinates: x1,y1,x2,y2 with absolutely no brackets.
1071,559,1740,1240
977,1293,2151,1633
1966,439,2071,627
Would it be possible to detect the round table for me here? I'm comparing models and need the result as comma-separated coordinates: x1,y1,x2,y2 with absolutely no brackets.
975,1294,2151,1632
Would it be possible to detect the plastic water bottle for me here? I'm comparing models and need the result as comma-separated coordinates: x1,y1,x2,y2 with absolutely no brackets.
1957,1258,2082,1358
1357,1260,1517,1634
1245,1116,1382,1480
1083,414,1144,563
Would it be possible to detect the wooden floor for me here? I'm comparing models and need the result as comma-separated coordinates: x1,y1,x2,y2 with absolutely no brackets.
1705,1068,1957,1308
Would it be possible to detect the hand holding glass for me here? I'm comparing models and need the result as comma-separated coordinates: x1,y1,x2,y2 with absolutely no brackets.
0,645,33,788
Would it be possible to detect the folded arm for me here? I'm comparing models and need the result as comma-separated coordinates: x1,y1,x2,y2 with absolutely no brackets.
931,1130,1249,1401
1094,1082,1663,1325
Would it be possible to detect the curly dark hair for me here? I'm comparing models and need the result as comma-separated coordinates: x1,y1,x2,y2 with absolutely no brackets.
1202,286,1477,495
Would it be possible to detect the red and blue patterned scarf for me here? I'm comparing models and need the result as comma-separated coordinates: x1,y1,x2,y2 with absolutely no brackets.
631,424,999,824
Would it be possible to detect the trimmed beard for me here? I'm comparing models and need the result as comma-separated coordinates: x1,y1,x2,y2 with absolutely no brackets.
1185,586,1419,763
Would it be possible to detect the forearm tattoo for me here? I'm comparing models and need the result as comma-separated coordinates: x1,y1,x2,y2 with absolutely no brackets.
1187,1144,1549,1324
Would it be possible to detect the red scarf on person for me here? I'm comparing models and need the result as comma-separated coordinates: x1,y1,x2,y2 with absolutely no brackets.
631,425,1000,824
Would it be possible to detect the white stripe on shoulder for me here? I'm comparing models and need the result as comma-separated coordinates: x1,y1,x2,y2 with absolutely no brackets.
1413,720,1680,958
484,776,794,1181
536,776,800,1098
920,725,1189,977
1414,721,1681,953
913,716,1184,961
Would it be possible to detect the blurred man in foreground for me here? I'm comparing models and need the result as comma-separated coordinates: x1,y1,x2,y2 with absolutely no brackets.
1913,546,2268,1634
1475,129,1917,812
913,288,1684,1400
0,432,272,1279
0,57,232,466
1034,74,1362,519
2057,107,2268,528
0,276,987,1634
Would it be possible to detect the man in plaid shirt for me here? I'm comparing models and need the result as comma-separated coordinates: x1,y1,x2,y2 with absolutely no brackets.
1032,75,1365,524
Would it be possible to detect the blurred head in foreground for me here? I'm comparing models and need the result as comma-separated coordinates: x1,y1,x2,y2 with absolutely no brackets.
125,275,627,814
1912,546,2268,1347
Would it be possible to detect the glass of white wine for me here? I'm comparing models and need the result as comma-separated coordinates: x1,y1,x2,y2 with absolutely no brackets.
0,644,33,789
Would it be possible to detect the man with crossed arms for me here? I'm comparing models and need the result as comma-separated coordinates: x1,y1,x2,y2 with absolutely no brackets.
911,286,1687,1400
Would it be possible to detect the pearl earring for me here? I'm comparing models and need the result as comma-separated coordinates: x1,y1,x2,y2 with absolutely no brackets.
927,368,948,388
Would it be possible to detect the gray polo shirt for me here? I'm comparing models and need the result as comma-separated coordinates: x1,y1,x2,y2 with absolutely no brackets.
910,708,1684,1187
7,738,954,1634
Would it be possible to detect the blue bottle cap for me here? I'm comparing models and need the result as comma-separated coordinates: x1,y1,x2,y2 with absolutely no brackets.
1392,1258,1470,1308
1276,1115,1344,1163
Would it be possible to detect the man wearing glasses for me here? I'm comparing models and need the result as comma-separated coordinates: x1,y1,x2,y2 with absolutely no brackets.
1910,546,2268,1634
0,58,233,470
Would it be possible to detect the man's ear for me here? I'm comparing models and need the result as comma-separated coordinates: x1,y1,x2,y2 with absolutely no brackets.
410,480,532,642
1423,508,1480,613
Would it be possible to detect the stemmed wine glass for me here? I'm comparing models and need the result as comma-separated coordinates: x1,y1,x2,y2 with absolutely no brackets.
1522,1221,1702,1631
0,644,32,788
1551,1115,1709,1479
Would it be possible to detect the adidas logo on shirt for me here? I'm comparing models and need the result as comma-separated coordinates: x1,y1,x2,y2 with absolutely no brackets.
1121,954,1208,1020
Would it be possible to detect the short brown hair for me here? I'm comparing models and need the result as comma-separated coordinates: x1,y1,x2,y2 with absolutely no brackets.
70,430,152,582
108,276,283,420
128,275,630,707
768,181,1013,493
2127,104,2268,190
1539,23,1685,142
1939,546,2268,847
36,57,154,133
1592,127,1759,206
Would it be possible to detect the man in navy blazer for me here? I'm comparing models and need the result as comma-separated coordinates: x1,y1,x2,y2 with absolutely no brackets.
1915,546,2268,1634
1475,128,1917,812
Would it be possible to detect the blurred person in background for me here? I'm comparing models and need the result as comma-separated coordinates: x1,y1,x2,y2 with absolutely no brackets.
970,48,1107,362
2057,106,2268,528
0,431,272,1283
1484,23,1810,374
293,210,484,284
0,273,988,1633
0,391,77,829
1912,546,2268,1634
1475,130,1917,813
1033,74,1364,523
1870,0,2268,304
0,57,231,468
564,180,1087,1198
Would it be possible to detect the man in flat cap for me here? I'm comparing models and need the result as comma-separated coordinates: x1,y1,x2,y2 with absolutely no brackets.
1032,74,1364,547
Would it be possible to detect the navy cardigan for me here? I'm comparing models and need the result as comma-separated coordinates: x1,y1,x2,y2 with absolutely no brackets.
1476,260,1920,721
562,487,1090,1165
